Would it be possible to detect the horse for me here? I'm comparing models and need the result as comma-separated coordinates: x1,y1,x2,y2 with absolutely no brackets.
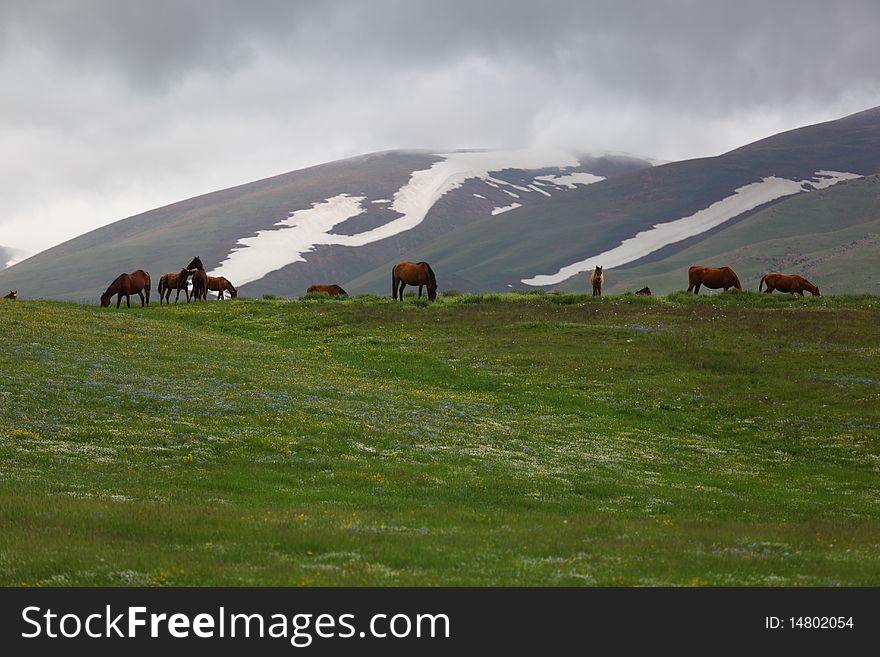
183,256,208,301
158,269,192,304
634,286,652,296
307,284,347,297
686,266,741,294
190,270,208,301
100,270,151,308
392,261,437,301
591,265,604,296
186,256,204,272
759,272,820,296
2,291,15,299
207,275,238,299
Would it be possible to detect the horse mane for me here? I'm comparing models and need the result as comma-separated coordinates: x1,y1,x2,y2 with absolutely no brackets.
417,261,437,289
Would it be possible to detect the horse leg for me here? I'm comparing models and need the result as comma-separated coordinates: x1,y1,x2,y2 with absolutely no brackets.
418,285,423,299
693,283,701,294
126,294,131,308
137,290,145,307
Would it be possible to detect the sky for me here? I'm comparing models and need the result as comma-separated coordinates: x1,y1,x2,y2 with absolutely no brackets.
2,0,879,255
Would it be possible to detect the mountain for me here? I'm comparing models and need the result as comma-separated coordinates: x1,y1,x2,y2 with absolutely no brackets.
3,106,880,300
0,150,650,300
0,246,26,272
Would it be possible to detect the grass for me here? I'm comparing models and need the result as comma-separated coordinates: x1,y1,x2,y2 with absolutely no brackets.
1,291,878,586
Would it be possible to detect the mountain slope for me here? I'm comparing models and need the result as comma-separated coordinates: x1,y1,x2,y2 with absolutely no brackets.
0,246,26,271
0,150,649,300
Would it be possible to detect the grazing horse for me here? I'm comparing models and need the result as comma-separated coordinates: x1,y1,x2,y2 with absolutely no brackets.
158,269,192,304
392,261,437,301
759,272,820,296
686,266,741,294
207,275,238,299
2,291,15,299
100,270,151,308
634,286,652,296
590,265,604,296
307,284,347,297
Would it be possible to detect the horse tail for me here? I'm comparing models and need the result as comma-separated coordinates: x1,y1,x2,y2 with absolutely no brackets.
391,264,399,299
730,269,742,290
758,274,766,292
144,271,151,304
418,261,437,289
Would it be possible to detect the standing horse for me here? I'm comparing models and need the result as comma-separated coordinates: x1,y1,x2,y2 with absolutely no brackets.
759,273,820,296
591,265,604,296
158,269,192,304
392,261,437,301
185,256,208,301
186,256,204,272
307,284,347,297
100,270,151,308
686,266,741,294
207,275,238,299
190,270,208,301
2,291,15,299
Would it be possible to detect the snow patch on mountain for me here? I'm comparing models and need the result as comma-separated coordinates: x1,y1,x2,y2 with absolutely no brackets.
491,203,522,215
521,171,862,286
535,172,606,189
212,149,582,286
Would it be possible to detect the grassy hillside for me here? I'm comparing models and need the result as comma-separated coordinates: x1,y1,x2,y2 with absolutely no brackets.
591,174,880,295
1,293,878,585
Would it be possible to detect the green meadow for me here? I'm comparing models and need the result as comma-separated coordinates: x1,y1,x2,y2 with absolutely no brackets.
1,291,878,586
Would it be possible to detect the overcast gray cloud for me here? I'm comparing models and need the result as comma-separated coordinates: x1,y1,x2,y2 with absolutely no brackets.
2,0,879,254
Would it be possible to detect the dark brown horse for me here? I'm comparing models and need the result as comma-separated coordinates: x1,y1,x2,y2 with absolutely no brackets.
591,265,604,296
190,270,208,301
392,261,437,301
307,284,347,297
158,269,192,304
759,272,820,296
686,266,741,294
207,275,238,299
186,256,204,272
100,270,151,308
2,291,15,299
185,256,208,301
634,286,652,296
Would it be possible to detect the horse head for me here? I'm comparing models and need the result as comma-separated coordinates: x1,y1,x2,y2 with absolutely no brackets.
186,256,204,271
100,292,112,307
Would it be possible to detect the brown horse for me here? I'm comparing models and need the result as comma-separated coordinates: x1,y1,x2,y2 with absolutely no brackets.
759,272,820,296
392,261,437,301
184,256,208,301
158,269,192,304
186,256,204,272
2,291,15,299
590,265,604,296
634,286,652,296
100,270,151,308
190,270,208,301
307,284,347,297
207,275,238,299
686,266,741,294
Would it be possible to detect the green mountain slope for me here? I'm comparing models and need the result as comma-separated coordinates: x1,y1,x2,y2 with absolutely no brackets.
592,174,880,295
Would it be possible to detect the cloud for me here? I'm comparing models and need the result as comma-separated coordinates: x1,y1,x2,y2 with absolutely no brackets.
1,0,879,253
